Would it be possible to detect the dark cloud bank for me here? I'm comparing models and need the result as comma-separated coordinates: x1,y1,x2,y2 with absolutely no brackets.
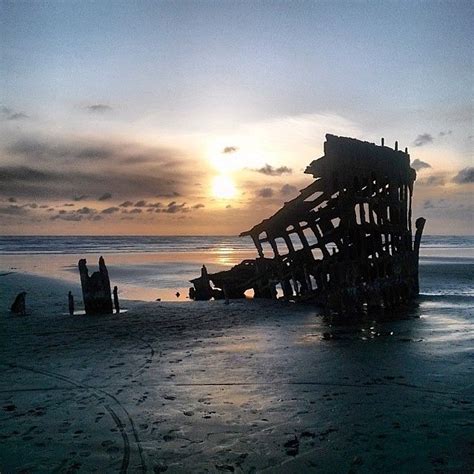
1,134,201,201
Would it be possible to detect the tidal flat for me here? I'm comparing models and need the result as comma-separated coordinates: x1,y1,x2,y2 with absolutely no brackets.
0,269,472,473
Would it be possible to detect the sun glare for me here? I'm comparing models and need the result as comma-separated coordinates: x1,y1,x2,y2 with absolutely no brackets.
212,175,237,199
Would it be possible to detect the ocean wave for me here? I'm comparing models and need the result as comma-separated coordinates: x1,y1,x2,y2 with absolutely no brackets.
0,235,472,256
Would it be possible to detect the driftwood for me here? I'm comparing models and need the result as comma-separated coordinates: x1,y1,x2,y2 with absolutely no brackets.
191,134,426,312
113,286,120,314
78,256,113,315
68,291,74,316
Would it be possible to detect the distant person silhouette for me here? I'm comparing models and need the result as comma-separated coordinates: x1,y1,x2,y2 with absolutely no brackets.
11,292,26,315
176,291,180,298
113,286,120,314
68,291,74,316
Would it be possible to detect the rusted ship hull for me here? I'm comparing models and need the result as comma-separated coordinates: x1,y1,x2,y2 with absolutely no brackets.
191,134,425,312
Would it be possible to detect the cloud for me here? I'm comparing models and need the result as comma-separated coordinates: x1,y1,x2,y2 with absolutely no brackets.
49,206,105,221
1,106,29,121
98,192,112,201
439,130,452,137
85,104,112,113
134,200,147,207
162,201,190,214
223,146,238,154
51,213,83,222
6,135,181,166
76,206,95,215
101,207,120,214
418,174,446,186
453,167,474,184
252,164,292,176
1,132,203,203
258,187,274,198
7,138,93,160
421,197,473,214
0,205,30,216
411,159,432,171
8,112,29,120
150,201,192,214
119,201,134,207
280,184,298,196
8,197,17,203
413,133,433,147
192,203,205,209
0,164,192,201
76,147,113,160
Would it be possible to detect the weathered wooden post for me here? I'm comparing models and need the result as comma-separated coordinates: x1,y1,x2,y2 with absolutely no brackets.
78,256,113,315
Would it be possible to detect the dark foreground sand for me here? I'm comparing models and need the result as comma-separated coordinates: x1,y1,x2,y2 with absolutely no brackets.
0,272,473,473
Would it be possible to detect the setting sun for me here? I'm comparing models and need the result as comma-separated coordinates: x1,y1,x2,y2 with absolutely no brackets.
212,175,237,199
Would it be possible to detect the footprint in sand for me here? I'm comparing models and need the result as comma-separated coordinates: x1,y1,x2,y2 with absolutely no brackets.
106,446,121,454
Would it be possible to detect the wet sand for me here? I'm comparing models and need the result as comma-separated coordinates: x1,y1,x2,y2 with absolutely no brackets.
0,249,255,302
0,272,473,473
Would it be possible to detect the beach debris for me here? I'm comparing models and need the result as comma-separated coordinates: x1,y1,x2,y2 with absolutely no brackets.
78,256,113,315
113,286,120,314
68,291,74,316
10,291,26,315
190,265,214,300
190,134,426,312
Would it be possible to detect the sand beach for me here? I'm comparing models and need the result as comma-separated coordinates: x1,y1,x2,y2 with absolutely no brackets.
1,254,473,472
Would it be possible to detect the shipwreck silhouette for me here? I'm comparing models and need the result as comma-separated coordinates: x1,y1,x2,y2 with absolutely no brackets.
191,134,426,312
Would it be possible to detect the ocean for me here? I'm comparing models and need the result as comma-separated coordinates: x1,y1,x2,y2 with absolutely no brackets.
0,235,473,301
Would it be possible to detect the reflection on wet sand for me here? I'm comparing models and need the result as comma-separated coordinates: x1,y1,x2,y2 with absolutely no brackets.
0,269,472,471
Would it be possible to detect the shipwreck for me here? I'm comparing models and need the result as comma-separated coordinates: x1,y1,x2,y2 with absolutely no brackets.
191,134,426,312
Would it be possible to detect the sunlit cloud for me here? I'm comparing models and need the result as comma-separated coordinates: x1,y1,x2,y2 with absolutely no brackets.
251,164,292,176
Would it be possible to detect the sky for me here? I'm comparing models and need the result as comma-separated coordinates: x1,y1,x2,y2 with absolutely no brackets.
1,0,472,235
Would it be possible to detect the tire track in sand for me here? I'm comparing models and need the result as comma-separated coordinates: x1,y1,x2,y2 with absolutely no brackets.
4,362,146,473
